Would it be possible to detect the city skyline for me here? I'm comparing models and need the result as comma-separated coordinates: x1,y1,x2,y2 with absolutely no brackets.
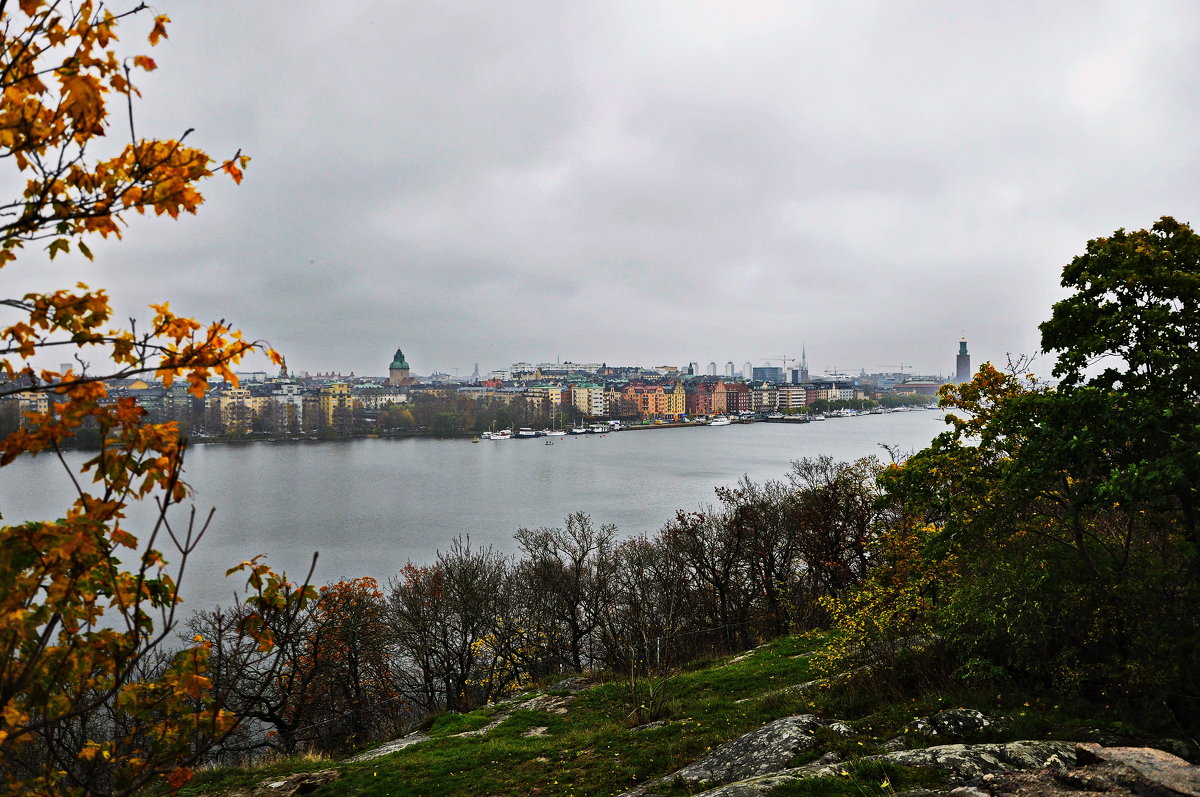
13,2,1200,380
262,341,962,384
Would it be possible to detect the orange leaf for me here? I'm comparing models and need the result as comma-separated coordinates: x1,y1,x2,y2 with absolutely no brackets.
149,15,170,46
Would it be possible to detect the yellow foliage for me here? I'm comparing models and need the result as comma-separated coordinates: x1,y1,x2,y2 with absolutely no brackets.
0,4,296,794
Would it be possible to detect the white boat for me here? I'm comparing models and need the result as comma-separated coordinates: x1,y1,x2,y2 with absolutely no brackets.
587,424,608,434
515,428,539,439
490,429,512,440
809,413,826,421
708,415,732,426
544,429,568,437
569,426,588,435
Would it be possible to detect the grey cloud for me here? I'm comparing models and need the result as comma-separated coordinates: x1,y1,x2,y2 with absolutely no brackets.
31,0,1200,378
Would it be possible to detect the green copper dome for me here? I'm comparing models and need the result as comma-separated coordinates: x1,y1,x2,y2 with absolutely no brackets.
390,348,409,370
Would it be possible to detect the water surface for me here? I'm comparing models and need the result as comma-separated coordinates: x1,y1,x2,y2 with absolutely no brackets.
0,412,946,609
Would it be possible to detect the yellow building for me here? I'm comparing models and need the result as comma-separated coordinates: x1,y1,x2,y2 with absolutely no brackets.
320,382,353,427
214,385,267,431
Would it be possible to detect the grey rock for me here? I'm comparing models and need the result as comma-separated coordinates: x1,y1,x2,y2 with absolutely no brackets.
549,675,597,693
947,788,989,797
348,731,430,762
672,715,822,786
881,735,910,752
254,769,340,795
690,772,808,796
689,757,848,797
1043,753,1070,769
872,740,1078,780
907,709,996,740
520,693,575,715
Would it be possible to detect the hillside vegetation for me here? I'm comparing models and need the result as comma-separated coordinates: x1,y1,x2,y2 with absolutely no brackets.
180,631,1191,796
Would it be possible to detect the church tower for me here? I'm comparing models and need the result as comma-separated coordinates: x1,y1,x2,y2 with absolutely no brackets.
388,348,412,386
956,337,971,383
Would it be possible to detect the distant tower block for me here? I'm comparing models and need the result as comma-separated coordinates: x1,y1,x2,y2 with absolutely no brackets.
389,347,413,386
956,337,971,382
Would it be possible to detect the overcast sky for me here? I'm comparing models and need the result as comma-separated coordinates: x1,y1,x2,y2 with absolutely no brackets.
15,1,1200,379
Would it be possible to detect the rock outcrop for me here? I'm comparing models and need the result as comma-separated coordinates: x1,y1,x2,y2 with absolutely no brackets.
252,769,341,795
870,740,1078,780
1075,742,1200,796
670,715,824,785
618,714,831,796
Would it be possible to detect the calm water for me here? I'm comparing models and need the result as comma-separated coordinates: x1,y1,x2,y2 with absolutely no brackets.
1,412,947,610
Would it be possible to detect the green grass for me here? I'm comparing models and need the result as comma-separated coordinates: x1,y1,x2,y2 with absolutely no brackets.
179,632,1180,796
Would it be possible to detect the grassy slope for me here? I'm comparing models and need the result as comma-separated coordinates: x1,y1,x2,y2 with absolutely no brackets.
180,634,1168,797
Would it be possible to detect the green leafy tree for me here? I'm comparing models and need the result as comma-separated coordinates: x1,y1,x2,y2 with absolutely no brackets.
843,219,1200,723
1040,215,1200,554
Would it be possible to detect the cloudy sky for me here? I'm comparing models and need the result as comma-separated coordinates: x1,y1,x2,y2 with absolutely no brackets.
16,1,1200,379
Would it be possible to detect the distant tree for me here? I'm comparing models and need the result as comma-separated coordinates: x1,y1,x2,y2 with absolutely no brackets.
431,411,459,437
388,539,515,712
515,514,618,673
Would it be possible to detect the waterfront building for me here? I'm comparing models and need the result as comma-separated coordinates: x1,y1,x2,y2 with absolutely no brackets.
716,380,752,413
570,382,608,417
15,390,50,421
270,381,305,433
751,381,780,412
895,379,943,397
777,385,808,411
523,383,564,413
752,366,784,383
956,338,971,382
319,382,353,428
388,348,415,386
621,382,677,419
685,380,715,417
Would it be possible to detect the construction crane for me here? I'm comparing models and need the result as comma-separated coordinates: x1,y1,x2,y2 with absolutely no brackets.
762,355,796,369
876,364,911,374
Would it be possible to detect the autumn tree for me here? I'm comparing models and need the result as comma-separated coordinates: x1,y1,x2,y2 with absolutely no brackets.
0,4,310,794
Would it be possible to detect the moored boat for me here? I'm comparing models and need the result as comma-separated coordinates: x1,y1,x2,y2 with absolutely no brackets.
708,415,732,426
